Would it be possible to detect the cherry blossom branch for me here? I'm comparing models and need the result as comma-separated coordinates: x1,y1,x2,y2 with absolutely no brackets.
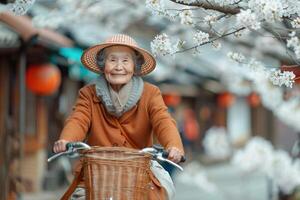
228,39,295,65
260,26,300,64
169,0,240,15
173,27,245,54
166,7,203,11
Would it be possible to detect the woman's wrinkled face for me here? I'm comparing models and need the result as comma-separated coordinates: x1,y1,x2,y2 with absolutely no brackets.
104,46,135,90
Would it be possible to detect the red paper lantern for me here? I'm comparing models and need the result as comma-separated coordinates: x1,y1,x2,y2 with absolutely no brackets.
217,92,235,108
247,92,261,107
183,108,200,141
281,65,300,84
162,93,181,107
26,63,61,95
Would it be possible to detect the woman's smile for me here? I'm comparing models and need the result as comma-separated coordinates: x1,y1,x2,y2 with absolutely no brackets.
103,46,135,91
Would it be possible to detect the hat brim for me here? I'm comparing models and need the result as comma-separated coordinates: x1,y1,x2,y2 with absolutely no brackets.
81,43,156,76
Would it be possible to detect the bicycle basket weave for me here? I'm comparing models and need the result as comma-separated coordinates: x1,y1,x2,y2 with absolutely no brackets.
81,147,152,200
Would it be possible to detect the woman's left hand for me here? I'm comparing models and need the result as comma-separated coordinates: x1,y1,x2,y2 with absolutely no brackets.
167,147,183,163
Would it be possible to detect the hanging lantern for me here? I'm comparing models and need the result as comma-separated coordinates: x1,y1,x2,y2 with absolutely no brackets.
199,106,211,120
217,92,235,108
162,93,181,107
247,92,261,107
26,63,61,96
280,65,300,84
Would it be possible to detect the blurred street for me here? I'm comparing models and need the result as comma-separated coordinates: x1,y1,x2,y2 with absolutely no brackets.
174,163,268,200
24,189,65,200
23,162,269,200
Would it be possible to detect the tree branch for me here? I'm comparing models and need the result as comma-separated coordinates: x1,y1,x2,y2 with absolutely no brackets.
173,27,245,54
230,39,296,65
169,0,240,15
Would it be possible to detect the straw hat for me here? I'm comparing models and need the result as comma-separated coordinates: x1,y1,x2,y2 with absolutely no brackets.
81,34,156,76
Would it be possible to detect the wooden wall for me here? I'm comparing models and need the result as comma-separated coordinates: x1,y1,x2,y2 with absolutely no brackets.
0,58,16,200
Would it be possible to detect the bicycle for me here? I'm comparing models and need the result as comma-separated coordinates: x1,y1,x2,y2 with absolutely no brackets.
48,142,185,200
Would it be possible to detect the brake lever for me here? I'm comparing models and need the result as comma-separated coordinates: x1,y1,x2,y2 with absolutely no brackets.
156,155,183,171
140,147,184,171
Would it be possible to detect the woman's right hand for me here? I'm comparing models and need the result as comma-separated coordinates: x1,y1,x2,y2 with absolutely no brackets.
53,139,69,153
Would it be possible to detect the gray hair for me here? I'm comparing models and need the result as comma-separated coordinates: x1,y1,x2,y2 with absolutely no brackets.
96,47,145,74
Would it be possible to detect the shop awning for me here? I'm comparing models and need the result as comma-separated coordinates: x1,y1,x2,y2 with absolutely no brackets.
0,11,73,47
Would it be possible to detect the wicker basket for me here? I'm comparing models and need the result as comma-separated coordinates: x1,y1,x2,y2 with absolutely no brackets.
81,147,152,200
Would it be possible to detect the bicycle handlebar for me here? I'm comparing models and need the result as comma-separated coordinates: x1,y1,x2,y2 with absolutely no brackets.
66,142,91,150
149,144,186,162
161,151,186,163
140,144,185,171
47,142,91,162
48,142,185,171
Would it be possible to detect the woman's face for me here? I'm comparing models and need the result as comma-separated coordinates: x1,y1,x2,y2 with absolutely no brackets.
104,46,135,91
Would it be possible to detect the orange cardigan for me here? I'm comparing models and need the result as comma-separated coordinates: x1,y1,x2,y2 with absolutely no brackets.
60,82,184,153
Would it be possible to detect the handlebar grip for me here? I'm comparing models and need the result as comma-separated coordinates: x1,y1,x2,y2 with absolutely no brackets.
66,142,80,150
66,142,91,150
180,156,186,162
162,150,169,158
66,143,72,150
162,151,186,163
66,142,84,150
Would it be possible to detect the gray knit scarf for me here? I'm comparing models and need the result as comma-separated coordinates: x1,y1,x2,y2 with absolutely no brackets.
93,74,144,117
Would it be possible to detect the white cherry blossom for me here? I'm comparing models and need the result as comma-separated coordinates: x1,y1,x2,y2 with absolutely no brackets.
291,17,300,29
193,30,209,45
204,14,218,25
151,33,177,56
227,52,245,63
179,9,194,25
211,0,241,6
287,33,300,59
269,69,296,88
7,0,35,15
248,0,285,22
175,0,196,4
236,9,261,30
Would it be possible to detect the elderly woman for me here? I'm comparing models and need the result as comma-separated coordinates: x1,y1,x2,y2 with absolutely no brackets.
53,34,184,199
